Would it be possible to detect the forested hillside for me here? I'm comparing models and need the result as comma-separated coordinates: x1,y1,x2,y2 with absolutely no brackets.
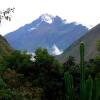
0,35,12,61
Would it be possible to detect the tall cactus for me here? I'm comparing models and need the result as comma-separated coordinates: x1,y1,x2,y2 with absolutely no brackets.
80,42,86,100
64,71,74,100
80,42,85,81
64,42,100,100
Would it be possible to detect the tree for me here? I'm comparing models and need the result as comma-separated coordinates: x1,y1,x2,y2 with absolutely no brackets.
64,56,75,70
35,48,63,73
33,48,64,100
0,8,14,23
3,50,32,71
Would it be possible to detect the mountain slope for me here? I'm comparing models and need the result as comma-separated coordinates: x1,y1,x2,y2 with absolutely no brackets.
0,35,12,60
5,14,88,54
57,24,100,62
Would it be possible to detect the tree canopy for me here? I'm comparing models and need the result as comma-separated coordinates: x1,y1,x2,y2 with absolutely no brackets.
0,8,14,23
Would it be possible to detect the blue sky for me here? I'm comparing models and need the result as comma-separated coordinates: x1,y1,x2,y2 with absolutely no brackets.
0,0,100,35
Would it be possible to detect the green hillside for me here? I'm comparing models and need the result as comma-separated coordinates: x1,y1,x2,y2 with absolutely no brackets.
0,35,12,61
57,24,100,62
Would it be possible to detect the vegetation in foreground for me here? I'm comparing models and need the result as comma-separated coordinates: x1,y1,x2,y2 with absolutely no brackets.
64,42,100,100
0,42,100,100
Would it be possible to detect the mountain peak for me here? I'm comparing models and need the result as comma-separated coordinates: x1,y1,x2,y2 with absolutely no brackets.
5,14,88,54
40,14,54,24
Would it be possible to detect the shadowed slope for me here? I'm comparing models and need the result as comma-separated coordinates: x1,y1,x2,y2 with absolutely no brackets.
57,24,100,62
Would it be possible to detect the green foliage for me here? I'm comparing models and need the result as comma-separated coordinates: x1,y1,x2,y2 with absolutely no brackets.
0,65,7,75
94,56,100,65
34,48,64,100
0,41,99,99
3,50,32,70
67,56,75,66
0,77,6,89
0,66,6,72
35,48,53,65
0,89,13,100
90,56,100,74
64,56,76,72
35,48,63,73
96,40,100,52
0,88,32,100
33,87,44,100
0,35,12,62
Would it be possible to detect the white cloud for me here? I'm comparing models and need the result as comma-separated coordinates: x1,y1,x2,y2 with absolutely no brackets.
51,44,63,55
0,0,100,35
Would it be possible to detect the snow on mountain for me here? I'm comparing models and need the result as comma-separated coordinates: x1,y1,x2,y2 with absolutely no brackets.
5,14,88,54
40,14,54,24
28,27,37,31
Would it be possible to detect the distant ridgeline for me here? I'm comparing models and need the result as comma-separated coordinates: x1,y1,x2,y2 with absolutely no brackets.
57,24,100,62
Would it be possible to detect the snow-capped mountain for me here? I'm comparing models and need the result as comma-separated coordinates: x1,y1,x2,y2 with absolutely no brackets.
40,14,54,24
5,14,88,55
